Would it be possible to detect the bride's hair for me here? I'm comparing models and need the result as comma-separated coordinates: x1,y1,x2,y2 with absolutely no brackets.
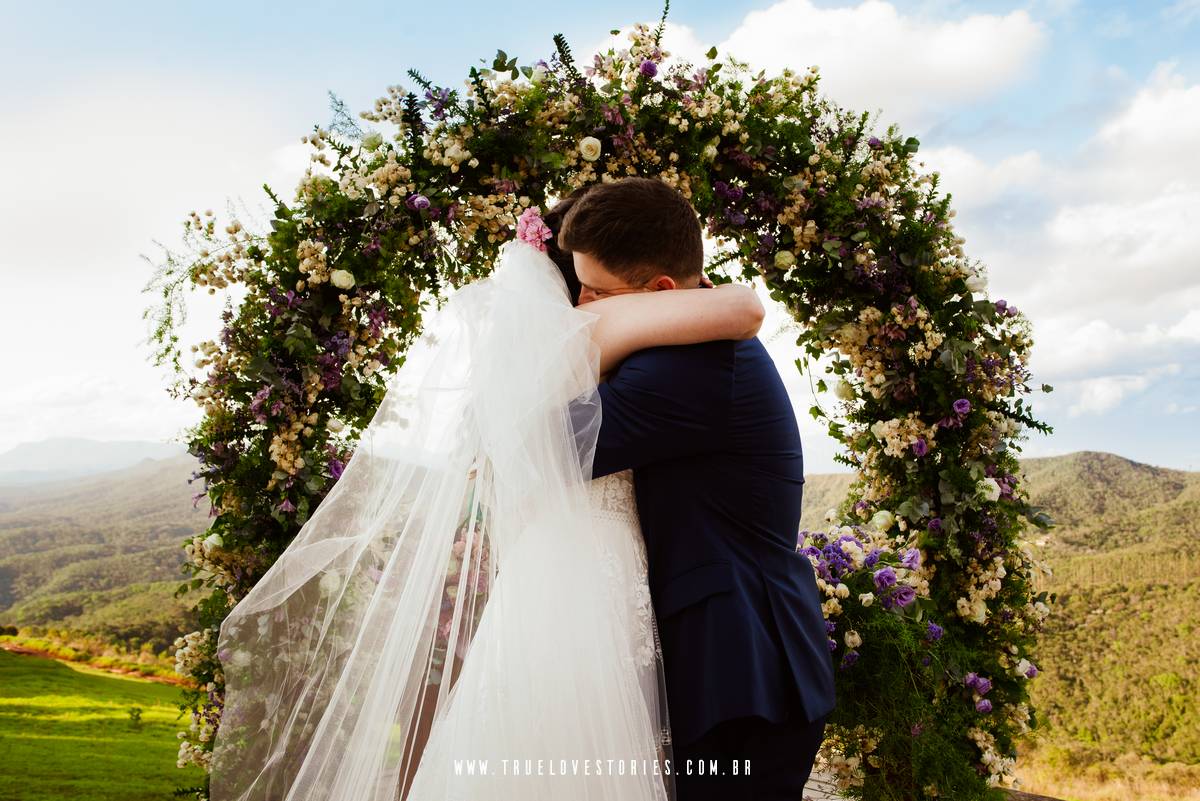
557,176,704,286
543,186,593,305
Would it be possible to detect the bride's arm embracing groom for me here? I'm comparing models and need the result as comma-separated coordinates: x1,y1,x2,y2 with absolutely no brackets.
561,177,838,801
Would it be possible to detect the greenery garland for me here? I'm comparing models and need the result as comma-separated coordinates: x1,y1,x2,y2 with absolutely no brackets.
145,10,1057,800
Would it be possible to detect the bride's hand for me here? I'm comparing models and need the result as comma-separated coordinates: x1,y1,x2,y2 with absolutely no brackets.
579,282,765,375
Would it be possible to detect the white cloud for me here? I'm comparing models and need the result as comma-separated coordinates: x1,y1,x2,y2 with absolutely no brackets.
1163,0,1200,26
1066,363,1181,417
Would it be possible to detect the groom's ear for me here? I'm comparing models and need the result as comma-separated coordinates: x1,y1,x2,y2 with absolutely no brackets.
648,275,679,291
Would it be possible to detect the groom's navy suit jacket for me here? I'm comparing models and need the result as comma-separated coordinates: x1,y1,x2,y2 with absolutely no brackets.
591,336,837,748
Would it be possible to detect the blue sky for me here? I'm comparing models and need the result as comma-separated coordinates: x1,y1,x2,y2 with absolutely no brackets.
1,0,1197,472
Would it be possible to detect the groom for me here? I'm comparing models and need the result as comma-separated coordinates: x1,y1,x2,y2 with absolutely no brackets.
559,176,837,800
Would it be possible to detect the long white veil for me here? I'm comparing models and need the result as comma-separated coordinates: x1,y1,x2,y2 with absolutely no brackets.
210,238,675,801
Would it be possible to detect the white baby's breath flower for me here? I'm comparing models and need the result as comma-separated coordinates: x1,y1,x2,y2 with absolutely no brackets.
330,269,356,289
579,136,602,161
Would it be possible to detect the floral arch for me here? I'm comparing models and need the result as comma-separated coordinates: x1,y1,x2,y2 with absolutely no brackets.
147,11,1055,801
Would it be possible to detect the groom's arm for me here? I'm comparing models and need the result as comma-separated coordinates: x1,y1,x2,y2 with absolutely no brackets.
589,341,734,479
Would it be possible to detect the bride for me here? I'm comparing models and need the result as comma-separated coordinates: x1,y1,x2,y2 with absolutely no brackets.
208,188,766,801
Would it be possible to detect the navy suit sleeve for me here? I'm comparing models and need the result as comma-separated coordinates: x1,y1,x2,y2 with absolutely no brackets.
590,342,735,479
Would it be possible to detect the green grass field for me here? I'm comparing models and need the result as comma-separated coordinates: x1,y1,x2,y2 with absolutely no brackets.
0,649,206,801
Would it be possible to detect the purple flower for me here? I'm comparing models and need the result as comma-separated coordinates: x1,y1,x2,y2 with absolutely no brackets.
1025,663,1039,679
926,622,944,642
911,721,925,736
873,566,897,590
828,638,838,652
867,136,882,149
975,677,993,695
928,517,943,533
976,699,993,713
901,548,922,570
864,548,882,568
328,458,345,480
912,437,928,457
639,59,658,78
953,398,971,415
840,649,859,669
277,498,296,513
406,193,431,211
889,585,916,608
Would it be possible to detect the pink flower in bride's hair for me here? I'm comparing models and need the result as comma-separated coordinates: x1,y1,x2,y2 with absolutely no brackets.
516,206,553,252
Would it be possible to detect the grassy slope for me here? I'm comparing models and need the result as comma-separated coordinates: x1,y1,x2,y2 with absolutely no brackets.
0,649,205,801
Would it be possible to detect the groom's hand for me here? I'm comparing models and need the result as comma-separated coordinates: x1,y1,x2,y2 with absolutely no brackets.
699,273,714,288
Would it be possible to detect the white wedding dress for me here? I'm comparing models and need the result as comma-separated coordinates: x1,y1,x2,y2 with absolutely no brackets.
401,467,673,800
210,240,674,801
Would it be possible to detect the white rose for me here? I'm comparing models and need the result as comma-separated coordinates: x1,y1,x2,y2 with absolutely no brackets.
965,271,987,292
859,592,875,607
203,533,223,550
330,269,356,289
319,571,342,596
327,418,345,433
230,649,252,668
1015,658,1033,677
531,65,548,84
844,629,863,649
579,136,602,161
979,477,1002,502
774,250,797,270
833,378,855,401
361,132,383,152
869,509,895,532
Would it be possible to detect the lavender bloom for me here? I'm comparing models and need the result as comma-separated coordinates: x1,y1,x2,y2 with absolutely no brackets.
1025,663,1039,678
912,437,929,457
639,59,658,78
901,548,922,570
928,517,943,533
975,677,993,695
976,699,993,713
873,566,897,590
406,193,431,211
840,649,860,669
926,622,944,642
864,548,882,568
277,498,296,513
953,398,971,414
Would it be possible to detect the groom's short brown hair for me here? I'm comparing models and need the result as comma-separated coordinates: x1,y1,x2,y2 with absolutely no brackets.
557,176,704,284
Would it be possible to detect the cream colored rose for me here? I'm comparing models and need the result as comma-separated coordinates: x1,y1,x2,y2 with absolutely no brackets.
979,477,1002,502
579,136,602,161
833,378,855,401
859,592,875,607
774,250,797,270
330,269,356,289
203,533,223,550
966,271,987,292
844,629,863,649
869,509,895,532
361,132,383,152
